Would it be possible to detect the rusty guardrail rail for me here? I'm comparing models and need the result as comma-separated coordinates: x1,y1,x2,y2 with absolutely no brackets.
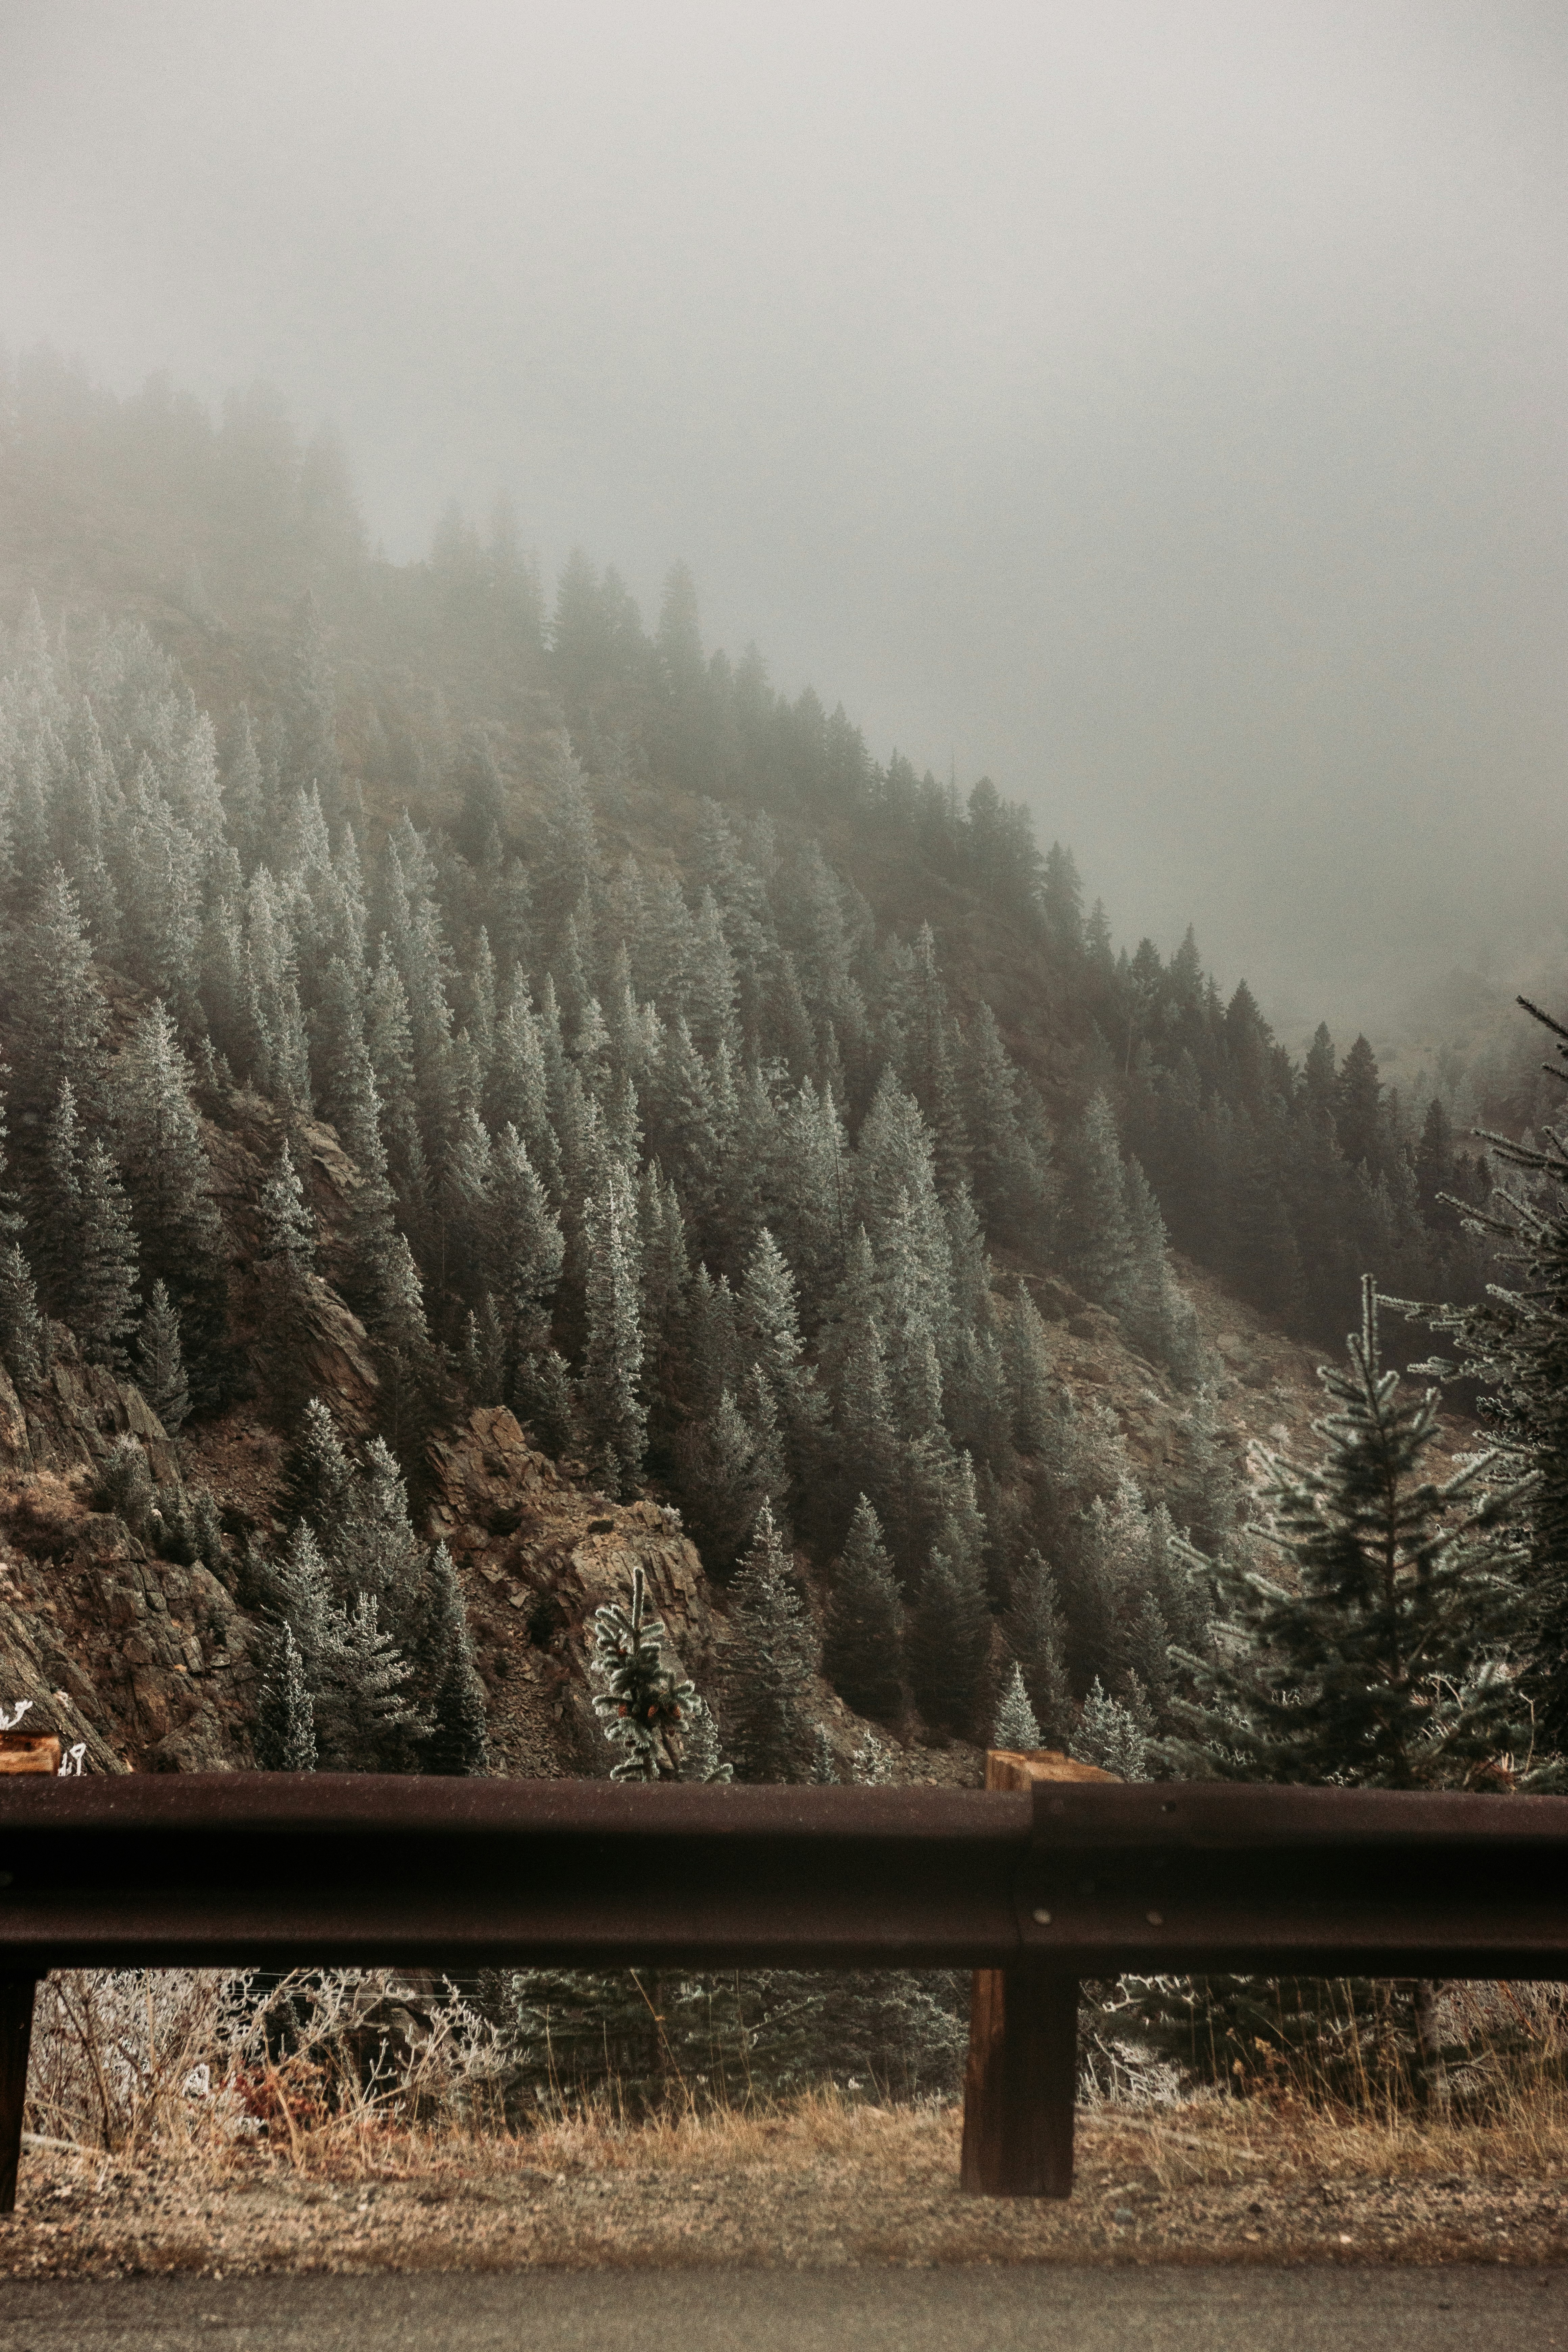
3,1770,1568,2212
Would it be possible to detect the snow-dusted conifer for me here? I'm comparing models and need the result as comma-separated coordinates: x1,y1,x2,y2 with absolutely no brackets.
419,1541,490,1775
726,1503,816,1784
256,1623,318,1770
137,1279,190,1433
993,1661,1042,1751
1074,1677,1146,1778
590,1564,698,1782
822,1495,905,1721
579,1159,645,1497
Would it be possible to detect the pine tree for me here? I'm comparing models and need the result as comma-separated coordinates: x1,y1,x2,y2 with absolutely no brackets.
993,1660,1042,1750
339,1436,429,1647
112,1002,227,1399
1166,1280,1533,1787
9,865,108,1123
1004,1549,1075,1746
849,1726,894,1784
418,1541,490,1775
0,1244,44,1389
259,1143,316,1272
256,1623,318,1770
907,1544,992,1738
578,1159,645,1497
0,1094,44,1387
726,1503,816,1783
73,1138,141,1372
591,1564,705,1781
810,1724,839,1783
1399,1000,1568,1753
822,1495,905,1721
279,1396,361,1556
1075,1677,1146,1777
316,1591,428,1769
137,1279,190,1433
1056,1090,1136,1308
673,1385,772,1574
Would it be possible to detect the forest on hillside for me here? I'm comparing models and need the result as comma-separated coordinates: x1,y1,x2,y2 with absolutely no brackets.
0,351,1552,1790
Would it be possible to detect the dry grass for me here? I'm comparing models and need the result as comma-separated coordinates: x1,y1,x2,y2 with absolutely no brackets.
10,1970,1568,2278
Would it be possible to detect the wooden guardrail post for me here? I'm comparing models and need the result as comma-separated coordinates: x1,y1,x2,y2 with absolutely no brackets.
0,1734,57,2214
960,1746,1116,2198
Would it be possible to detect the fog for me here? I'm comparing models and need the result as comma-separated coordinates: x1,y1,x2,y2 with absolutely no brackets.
2,0,1565,1036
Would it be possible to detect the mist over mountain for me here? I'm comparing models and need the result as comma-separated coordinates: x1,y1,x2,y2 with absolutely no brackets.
3,0,1565,1030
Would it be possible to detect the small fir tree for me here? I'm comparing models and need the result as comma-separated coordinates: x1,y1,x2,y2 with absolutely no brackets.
256,1623,318,1770
419,1541,490,1775
1398,998,1568,1752
726,1503,817,1784
810,1723,840,1783
993,1660,1042,1751
591,1564,708,1782
1165,1279,1534,1788
907,1545,992,1739
74,1138,141,1372
137,1279,190,1433
1074,1677,1146,1778
822,1495,905,1721
0,1244,45,1389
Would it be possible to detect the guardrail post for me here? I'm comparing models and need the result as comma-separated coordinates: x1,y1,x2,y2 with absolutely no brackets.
0,1974,39,2215
960,1746,1116,2198
960,1959,1078,2195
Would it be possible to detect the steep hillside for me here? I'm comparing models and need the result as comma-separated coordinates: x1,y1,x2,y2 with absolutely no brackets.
0,353,1494,1789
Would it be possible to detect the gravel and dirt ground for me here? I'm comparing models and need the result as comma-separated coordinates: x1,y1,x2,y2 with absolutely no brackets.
4,2098,1566,2281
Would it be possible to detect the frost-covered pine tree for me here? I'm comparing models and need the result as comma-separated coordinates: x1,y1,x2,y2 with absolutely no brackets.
1398,999,1568,1753
822,1495,905,1722
256,1622,318,1770
1056,1089,1136,1309
993,1660,1042,1751
0,1243,44,1389
111,1002,227,1395
137,1279,190,1434
726,1503,817,1784
0,1096,44,1387
1004,1548,1075,1748
74,1138,141,1372
590,1564,720,1782
259,1141,316,1275
578,1159,645,1497
417,1541,490,1776
1165,1279,1533,1788
907,1542,992,1739
810,1723,839,1783
279,1396,360,1557
1074,1676,1147,1777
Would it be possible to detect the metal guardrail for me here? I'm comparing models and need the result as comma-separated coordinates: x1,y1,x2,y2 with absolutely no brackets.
3,1770,1568,2209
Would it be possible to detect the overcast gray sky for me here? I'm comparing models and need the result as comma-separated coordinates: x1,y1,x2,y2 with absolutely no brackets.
2,0,1565,1037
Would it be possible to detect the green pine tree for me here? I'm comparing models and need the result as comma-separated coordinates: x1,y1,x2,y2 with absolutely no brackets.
590,1564,724,1782
256,1622,318,1770
1400,999,1568,1754
726,1503,816,1783
1165,1279,1533,1788
822,1495,905,1721
993,1660,1042,1750
137,1278,190,1433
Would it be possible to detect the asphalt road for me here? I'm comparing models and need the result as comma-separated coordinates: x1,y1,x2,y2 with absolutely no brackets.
1,2268,1564,2351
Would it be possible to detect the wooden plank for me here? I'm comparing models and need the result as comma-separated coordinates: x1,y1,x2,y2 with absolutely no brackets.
959,1749,1117,2197
0,1737,60,1776
0,1976,38,2215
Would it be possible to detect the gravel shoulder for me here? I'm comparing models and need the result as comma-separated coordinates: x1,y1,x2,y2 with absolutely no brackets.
4,2103,1566,2279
